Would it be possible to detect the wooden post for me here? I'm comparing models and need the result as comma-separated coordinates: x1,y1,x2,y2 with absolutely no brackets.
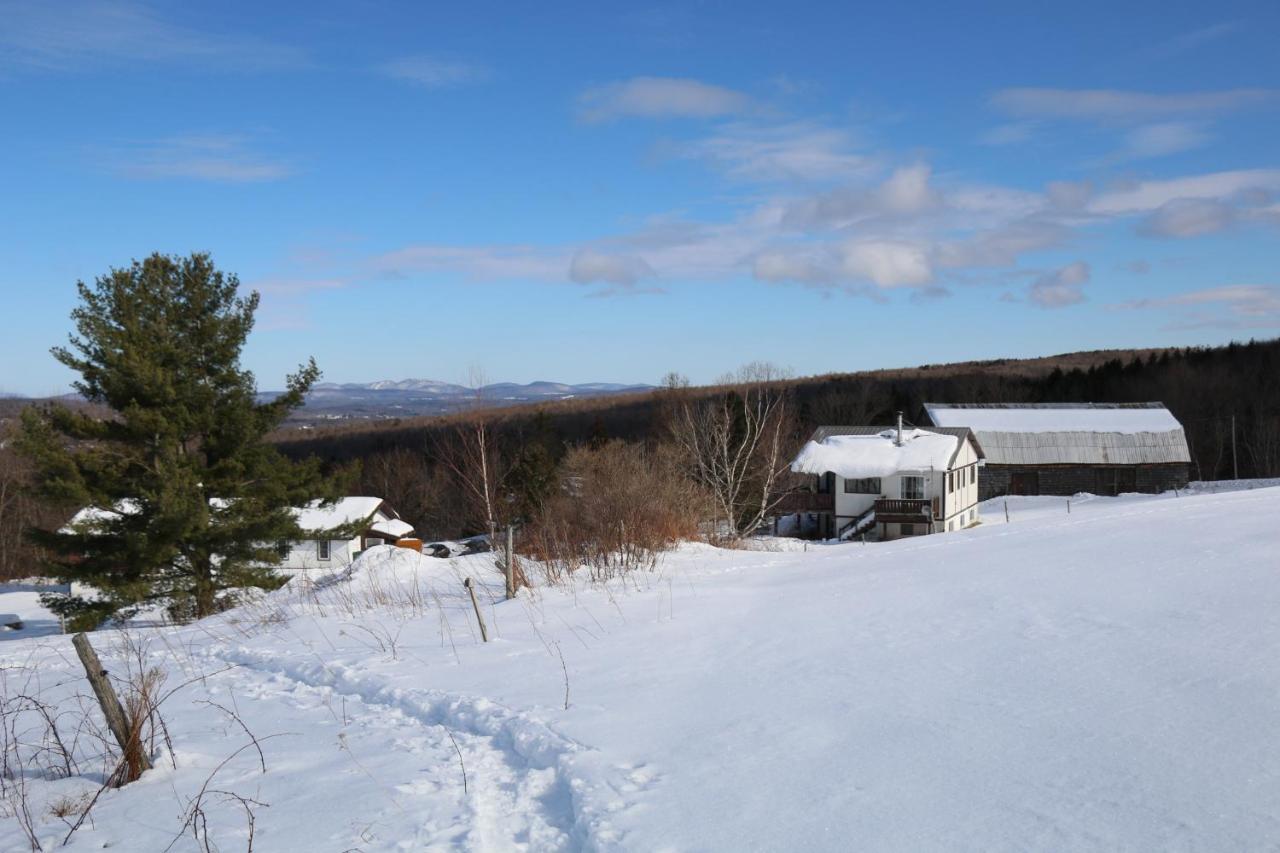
1067,498,1071,514
1231,413,1239,480
464,578,489,643
71,633,152,774
504,525,516,600
1004,500,1010,523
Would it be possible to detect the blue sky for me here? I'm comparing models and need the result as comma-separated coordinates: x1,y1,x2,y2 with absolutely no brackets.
2,1,1279,395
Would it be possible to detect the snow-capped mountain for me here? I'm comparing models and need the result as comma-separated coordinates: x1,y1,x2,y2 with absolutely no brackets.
268,378,654,425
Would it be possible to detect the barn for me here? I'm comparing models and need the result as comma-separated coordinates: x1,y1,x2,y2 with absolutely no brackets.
920,402,1192,500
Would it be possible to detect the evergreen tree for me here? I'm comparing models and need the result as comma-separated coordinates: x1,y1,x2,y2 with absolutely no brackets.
17,253,348,626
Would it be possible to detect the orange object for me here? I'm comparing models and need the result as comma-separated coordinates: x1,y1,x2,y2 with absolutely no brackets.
394,538,423,553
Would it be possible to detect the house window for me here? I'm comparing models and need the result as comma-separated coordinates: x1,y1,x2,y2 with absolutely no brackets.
816,472,834,494
364,536,384,549
317,540,331,561
901,476,925,500
947,472,954,491
900,523,916,536
844,477,881,494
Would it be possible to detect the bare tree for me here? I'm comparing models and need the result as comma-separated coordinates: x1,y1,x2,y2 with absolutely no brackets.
671,363,798,539
433,370,507,542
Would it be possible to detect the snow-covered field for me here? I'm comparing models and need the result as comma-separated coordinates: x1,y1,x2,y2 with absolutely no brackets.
3,484,1280,851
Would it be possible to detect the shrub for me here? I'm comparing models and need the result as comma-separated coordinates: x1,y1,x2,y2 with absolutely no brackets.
521,441,707,582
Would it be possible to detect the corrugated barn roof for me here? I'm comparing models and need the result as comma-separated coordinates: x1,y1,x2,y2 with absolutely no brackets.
921,403,1191,466
972,429,1191,466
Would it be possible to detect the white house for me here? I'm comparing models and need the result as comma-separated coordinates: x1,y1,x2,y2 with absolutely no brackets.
788,419,985,540
66,496,415,571
279,497,415,570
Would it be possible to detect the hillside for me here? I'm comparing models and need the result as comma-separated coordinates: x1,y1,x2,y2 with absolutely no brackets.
3,484,1280,850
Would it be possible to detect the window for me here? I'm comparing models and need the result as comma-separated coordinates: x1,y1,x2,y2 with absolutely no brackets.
901,476,925,500
816,472,834,494
947,471,954,492
317,540,331,561
900,523,916,536
364,536,384,549
844,477,881,494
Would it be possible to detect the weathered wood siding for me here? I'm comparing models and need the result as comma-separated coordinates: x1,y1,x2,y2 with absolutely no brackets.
979,463,1191,500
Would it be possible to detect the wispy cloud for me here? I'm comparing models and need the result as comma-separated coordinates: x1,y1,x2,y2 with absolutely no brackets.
1117,121,1212,159
378,56,488,89
986,86,1275,161
578,77,751,122
1027,261,1090,308
990,87,1274,121
1147,21,1243,60
1088,169,1280,237
109,135,293,182
0,1,308,72
1118,284,1280,329
679,121,874,183
373,245,568,282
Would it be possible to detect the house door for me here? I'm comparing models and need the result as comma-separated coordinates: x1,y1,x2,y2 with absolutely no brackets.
1009,471,1039,496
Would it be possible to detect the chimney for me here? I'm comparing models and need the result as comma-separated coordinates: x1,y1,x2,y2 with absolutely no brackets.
896,411,904,446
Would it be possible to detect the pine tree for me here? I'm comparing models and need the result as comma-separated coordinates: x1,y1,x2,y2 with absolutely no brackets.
17,253,349,627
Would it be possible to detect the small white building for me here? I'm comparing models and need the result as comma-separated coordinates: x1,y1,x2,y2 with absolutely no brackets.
67,496,415,571
279,497,416,570
788,422,985,540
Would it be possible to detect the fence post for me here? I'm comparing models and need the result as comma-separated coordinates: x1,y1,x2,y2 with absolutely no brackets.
504,525,516,600
1067,498,1071,514
464,578,489,643
1004,500,1010,523
71,633,152,776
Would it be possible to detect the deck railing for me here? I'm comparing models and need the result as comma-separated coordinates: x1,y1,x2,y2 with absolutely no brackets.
873,498,932,517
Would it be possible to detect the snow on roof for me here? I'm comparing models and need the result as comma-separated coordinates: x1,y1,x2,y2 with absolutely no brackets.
792,428,959,479
67,497,400,536
369,518,415,539
294,497,386,532
924,403,1182,434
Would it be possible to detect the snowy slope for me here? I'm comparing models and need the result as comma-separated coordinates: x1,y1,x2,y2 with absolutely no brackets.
3,485,1280,851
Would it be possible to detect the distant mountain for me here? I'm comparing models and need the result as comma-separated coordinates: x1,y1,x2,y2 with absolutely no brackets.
265,378,655,426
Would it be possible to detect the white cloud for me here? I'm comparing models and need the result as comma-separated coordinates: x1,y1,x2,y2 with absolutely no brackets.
1119,122,1212,159
841,240,933,288
578,77,750,122
373,245,567,282
1119,284,1280,329
780,164,941,228
979,122,1038,146
1088,169,1280,215
1147,21,1243,60
0,1,307,71
1139,198,1236,238
110,134,293,182
990,87,1274,121
569,250,654,287
378,56,487,88
988,87,1273,161
680,122,873,183
1028,261,1089,308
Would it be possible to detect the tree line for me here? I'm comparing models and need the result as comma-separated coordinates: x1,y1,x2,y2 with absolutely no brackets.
272,337,1280,542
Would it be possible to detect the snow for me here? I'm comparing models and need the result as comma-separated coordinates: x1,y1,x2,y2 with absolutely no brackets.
0,583,64,641
3,483,1280,850
292,496,385,531
791,428,958,478
369,517,415,539
926,403,1182,433
69,497,395,536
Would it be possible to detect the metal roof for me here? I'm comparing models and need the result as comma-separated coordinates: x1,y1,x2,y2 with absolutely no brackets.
807,425,984,469
920,403,1191,466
